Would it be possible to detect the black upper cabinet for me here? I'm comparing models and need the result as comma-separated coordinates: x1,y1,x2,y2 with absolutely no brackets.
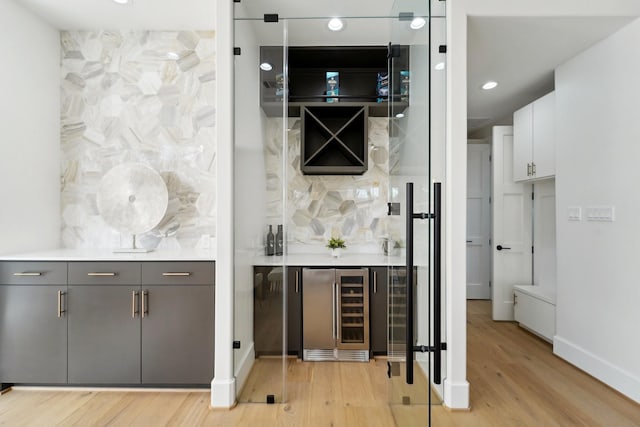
260,45,409,117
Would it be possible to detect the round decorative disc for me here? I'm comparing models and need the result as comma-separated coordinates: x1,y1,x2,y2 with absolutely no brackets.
96,163,169,236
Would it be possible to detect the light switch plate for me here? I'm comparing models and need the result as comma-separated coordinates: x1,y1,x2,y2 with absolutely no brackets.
567,206,581,221
586,206,615,222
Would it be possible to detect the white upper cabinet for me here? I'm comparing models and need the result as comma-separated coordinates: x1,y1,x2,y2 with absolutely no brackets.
513,91,555,182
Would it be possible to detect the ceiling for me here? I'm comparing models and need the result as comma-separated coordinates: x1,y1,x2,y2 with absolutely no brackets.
14,0,216,30
467,16,635,134
12,1,638,136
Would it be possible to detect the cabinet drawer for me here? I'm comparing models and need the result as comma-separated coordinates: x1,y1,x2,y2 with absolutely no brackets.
514,290,555,342
142,262,214,286
0,262,67,285
69,262,141,285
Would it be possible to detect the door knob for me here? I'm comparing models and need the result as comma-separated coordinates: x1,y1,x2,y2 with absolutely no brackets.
496,245,511,251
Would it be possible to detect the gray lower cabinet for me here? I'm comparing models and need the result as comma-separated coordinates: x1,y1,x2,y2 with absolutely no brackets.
67,261,142,384
141,285,214,384
369,267,388,356
0,286,68,384
287,267,302,357
0,260,214,386
0,261,68,385
67,285,141,384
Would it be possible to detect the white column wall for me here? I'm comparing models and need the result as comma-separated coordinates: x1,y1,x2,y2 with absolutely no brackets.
0,1,60,255
212,0,235,408
554,19,640,402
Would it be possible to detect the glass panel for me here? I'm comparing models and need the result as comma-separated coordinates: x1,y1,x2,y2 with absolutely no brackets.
233,0,447,418
234,0,421,20
233,14,288,404
386,0,447,423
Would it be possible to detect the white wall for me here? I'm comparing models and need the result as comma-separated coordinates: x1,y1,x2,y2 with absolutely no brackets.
0,1,60,255
554,20,640,402
450,0,640,409
533,179,556,290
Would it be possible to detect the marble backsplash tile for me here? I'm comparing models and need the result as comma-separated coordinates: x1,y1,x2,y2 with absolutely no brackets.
60,31,216,250
265,117,400,250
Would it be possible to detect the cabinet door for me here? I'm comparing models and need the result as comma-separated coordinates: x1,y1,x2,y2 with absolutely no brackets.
0,286,67,383
369,267,388,355
532,91,555,179
68,285,141,384
513,103,533,182
142,286,214,384
287,267,302,357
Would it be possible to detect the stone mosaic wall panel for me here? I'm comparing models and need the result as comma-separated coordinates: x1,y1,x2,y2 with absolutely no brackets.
60,31,216,250
265,117,400,248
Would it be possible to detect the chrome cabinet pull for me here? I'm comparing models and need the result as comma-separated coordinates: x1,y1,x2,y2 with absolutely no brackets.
527,163,532,176
331,283,336,340
13,272,42,276
142,290,149,318
532,162,536,175
87,272,116,277
57,290,66,318
295,271,299,293
132,291,139,318
335,282,340,341
162,272,191,276
374,271,377,294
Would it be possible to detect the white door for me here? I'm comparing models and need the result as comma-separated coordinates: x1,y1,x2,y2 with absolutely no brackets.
492,126,532,321
467,143,491,299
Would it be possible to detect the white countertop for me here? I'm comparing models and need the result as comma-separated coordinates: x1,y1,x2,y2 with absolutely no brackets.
253,253,406,267
0,248,216,261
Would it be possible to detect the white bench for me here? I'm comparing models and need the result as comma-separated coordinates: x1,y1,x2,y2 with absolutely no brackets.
513,285,556,342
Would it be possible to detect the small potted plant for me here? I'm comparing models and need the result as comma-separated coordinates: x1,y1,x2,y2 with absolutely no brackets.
327,237,346,258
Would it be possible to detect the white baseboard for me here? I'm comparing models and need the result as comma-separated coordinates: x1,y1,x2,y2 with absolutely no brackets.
210,378,236,408
443,378,470,409
233,341,255,396
554,335,640,403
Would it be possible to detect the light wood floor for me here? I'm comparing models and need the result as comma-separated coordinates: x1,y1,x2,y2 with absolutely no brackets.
1,301,638,426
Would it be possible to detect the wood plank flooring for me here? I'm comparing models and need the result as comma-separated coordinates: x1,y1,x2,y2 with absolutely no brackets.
1,301,638,426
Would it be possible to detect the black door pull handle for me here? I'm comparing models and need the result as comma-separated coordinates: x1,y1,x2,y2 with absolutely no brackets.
496,245,511,251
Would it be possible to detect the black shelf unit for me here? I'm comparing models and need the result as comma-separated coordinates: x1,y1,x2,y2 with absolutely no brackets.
301,105,368,175
260,45,409,117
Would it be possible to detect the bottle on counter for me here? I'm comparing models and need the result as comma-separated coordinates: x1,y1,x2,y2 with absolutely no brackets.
275,224,283,256
266,225,275,256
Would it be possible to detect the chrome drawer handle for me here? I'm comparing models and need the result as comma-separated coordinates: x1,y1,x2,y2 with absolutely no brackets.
162,272,191,276
87,272,116,276
13,272,42,276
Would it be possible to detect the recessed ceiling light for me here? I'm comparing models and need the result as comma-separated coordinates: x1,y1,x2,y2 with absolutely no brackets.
482,81,498,90
434,62,445,71
328,18,344,32
166,52,180,60
410,17,426,30
260,62,273,71
112,0,130,4
395,113,405,118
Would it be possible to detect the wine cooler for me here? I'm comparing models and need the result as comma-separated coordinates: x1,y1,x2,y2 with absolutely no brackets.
302,268,369,362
